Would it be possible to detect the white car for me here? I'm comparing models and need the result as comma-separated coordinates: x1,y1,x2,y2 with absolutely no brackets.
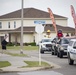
67,39,76,65
39,38,52,53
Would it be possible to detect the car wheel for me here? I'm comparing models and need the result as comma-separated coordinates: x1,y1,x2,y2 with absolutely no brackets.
68,53,74,65
40,50,44,54
59,51,63,58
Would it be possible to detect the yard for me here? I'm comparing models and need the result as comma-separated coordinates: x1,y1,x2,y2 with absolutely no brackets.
0,46,39,51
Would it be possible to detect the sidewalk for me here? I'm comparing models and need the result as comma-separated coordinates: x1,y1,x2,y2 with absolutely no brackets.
0,51,61,73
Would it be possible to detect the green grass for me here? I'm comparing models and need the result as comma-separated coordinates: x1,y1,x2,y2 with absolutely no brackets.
23,61,51,67
0,61,11,68
6,46,38,50
3,51,27,57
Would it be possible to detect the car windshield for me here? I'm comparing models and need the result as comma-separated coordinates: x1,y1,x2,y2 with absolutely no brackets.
62,38,69,44
42,39,52,43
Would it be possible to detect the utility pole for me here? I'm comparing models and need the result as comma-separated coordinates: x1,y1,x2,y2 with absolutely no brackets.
20,0,24,54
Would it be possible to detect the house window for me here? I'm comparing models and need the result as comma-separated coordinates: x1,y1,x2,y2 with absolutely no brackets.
14,21,16,28
0,22,2,28
8,22,10,28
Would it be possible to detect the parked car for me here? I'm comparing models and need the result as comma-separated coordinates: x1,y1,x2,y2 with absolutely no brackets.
57,37,70,58
51,37,58,55
67,39,76,65
39,38,52,54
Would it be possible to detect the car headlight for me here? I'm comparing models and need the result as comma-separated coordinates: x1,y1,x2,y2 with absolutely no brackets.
42,44,46,47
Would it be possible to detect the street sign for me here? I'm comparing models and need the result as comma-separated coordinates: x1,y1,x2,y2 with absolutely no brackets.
35,24,44,34
34,20,45,24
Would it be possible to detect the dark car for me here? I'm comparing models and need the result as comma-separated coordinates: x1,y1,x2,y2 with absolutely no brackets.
56,37,70,58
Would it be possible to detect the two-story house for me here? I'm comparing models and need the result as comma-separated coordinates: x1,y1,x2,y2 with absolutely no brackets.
0,8,75,45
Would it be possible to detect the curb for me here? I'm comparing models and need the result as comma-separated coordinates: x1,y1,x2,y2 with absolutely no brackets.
0,66,54,73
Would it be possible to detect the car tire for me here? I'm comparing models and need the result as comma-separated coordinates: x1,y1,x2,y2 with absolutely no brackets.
40,50,44,54
68,53,74,65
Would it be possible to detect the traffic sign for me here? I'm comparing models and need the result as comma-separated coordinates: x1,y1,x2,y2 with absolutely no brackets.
35,24,44,33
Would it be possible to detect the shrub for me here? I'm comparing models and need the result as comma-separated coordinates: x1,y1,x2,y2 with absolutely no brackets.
7,42,14,46
7,42,20,46
24,42,36,46
29,42,36,46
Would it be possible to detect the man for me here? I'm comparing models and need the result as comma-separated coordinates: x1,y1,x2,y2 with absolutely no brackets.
1,39,8,50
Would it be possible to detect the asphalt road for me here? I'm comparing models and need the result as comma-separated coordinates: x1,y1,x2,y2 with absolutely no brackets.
1,50,76,75
23,51,76,75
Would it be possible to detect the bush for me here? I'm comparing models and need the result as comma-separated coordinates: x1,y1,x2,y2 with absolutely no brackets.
24,42,36,46
24,43,28,46
29,42,36,46
7,42,14,46
7,42,20,46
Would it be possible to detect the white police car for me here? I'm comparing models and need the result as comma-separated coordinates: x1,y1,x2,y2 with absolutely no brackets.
67,39,76,65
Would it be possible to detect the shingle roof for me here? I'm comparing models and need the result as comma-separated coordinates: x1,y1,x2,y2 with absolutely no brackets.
44,24,75,33
0,25,75,33
0,26,35,34
0,8,67,19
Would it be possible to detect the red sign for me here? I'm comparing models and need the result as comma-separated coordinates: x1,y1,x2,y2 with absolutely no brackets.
71,5,76,25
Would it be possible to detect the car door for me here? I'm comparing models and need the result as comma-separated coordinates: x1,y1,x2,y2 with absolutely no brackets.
72,41,76,60
67,41,73,53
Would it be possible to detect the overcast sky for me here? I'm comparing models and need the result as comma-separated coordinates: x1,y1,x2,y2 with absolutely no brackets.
0,0,76,28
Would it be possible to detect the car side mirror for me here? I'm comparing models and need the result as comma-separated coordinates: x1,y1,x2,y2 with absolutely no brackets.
73,46,76,49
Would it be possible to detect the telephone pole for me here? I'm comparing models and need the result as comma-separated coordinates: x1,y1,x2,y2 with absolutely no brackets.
20,0,24,53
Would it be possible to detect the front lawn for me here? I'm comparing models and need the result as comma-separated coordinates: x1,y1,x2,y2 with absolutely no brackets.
7,46,38,50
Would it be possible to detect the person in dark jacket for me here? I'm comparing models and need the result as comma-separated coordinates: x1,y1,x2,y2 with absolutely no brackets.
1,39,8,50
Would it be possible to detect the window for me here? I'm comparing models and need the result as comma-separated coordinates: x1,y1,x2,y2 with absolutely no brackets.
69,41,73,46
0,22,2,28
8,22,10,28
14,21,16,28
62,38,69,44
73,42,76,47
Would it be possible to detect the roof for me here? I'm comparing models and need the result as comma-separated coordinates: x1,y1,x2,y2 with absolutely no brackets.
0,27,35,33
0,25,75,33
44,24,75,33
0,8,67,19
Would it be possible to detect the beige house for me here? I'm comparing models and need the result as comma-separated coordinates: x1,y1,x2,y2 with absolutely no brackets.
0,8,75,45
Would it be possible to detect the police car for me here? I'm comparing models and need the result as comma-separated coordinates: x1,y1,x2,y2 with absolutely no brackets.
67,39,76,65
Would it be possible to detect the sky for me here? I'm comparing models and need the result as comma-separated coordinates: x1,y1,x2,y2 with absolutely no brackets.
0,0,76,28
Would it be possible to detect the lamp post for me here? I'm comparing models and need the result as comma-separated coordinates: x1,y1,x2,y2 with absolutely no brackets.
20,0,23,54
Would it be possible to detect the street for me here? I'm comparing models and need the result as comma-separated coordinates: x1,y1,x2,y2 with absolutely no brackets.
0,50,76,75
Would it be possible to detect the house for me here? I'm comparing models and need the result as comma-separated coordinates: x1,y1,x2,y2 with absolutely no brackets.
0,8,75,45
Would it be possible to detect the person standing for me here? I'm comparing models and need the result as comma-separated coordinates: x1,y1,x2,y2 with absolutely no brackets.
1,39,8,50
